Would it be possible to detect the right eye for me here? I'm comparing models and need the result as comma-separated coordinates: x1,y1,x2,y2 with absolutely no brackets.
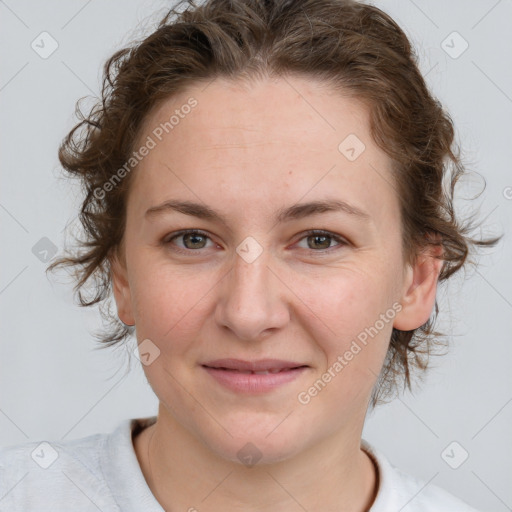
163,229,217,253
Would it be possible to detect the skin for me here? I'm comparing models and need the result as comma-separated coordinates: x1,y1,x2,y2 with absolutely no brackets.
111,75,443,511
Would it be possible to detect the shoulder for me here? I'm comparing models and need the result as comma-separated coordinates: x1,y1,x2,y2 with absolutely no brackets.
0,423,125,511
361,439,481,512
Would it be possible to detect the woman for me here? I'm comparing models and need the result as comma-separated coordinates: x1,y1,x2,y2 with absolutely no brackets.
0,0,500,510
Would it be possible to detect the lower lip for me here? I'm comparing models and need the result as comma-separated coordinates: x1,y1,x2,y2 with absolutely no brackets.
202,366,308,393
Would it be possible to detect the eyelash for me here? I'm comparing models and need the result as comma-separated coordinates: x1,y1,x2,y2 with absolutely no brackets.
163,229,348,255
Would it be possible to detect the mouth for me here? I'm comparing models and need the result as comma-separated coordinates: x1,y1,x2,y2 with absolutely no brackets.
202,358,309,373
201,359,310,393
203,367,306,374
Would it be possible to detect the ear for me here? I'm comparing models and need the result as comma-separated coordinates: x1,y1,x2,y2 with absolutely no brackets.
393,241,444,331
110,247,135,326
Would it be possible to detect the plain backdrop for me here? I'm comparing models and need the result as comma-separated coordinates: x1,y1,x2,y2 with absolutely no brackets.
1,1,511,510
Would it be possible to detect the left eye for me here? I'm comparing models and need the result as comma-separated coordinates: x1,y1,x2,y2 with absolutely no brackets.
164,229,347,253
296,230,347,251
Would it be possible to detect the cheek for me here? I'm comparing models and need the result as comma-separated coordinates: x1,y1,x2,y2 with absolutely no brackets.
129,256,222,356
302,264,396,386
307,263,393,337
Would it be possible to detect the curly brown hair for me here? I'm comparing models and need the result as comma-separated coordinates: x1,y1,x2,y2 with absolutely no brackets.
48,0,501,407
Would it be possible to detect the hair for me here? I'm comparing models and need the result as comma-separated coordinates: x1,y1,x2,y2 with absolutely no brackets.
48,0,501,407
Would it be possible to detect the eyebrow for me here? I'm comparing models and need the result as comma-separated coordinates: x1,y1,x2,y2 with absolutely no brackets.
145,198,371,225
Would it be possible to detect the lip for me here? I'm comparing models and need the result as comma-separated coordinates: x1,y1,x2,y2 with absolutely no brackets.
201,358,309,394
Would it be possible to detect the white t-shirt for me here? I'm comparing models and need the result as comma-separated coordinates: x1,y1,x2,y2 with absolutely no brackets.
0,416,480,511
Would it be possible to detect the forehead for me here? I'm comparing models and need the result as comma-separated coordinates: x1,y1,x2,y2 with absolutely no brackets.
129,76,398,227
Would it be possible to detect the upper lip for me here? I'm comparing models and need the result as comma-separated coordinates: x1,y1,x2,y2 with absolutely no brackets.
202,359,308,372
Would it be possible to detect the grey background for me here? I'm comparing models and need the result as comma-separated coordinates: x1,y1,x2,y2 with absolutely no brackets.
1,0,511,510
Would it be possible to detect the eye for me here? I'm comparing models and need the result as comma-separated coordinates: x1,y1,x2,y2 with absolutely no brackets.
164,229,216,252
295,230,348,252
163,229,348,255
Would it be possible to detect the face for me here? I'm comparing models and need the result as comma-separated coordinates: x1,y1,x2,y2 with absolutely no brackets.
112,76,440,464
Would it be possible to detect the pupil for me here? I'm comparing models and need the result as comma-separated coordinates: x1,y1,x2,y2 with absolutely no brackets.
182,234,331,250
185,233,205,249
310,235,329,249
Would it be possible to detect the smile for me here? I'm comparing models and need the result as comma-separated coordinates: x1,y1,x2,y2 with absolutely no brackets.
201,359,309,393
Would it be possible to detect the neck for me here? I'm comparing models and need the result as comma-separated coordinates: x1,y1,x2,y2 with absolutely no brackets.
133,411,379,511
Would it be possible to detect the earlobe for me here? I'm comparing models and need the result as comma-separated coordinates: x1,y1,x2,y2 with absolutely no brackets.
110,250,135,327
393,244,444,331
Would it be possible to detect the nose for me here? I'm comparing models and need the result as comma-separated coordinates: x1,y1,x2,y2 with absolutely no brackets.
214,250,290,342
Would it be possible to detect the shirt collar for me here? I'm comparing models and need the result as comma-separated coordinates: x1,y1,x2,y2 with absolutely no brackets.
100,416,162,512
101,416,396,511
